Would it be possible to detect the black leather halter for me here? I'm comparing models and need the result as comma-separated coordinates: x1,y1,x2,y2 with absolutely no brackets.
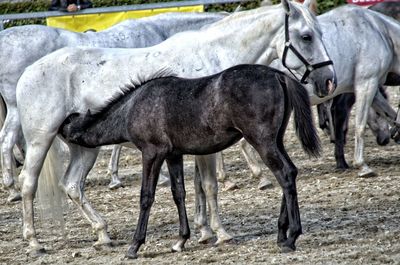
281,13,333,84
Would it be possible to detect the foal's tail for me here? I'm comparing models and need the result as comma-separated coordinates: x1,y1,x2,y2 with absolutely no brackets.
279,74,321,157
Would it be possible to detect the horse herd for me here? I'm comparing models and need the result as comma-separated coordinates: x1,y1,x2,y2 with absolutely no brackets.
0,0,399,260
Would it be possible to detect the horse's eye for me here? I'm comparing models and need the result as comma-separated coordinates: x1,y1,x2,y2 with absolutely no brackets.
302,34,312,42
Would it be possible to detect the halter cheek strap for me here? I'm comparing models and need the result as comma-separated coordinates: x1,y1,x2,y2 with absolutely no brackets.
281,13,333,84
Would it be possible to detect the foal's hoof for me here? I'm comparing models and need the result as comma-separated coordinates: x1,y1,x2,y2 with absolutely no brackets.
258,177,273,190
7,192,22,203
125,247,138,259
281,245,296,253
278,241,296,253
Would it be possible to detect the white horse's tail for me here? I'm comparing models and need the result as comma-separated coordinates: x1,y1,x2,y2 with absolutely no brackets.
37,136,68,232
0,95,6,130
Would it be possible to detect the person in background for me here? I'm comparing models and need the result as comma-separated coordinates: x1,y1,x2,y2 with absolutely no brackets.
49,0,93,12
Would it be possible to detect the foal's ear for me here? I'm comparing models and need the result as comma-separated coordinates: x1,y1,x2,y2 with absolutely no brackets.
281,0,291,14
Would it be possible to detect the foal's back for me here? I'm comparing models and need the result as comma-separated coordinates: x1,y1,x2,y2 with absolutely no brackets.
124,65,286,154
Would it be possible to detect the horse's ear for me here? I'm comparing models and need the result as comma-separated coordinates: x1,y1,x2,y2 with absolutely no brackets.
302,0,312,9
299,0,317,14
281,0,291,14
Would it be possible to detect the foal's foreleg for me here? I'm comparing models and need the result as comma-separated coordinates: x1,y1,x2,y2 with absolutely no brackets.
127,148,164,259
196,154,233,245
166,155,190,252
59,144,111,247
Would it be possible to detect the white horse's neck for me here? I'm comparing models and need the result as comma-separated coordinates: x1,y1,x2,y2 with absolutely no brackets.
176,5,285,68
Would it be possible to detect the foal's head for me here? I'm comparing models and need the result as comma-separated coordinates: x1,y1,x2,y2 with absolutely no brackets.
59,111,96,146
276,0,336,98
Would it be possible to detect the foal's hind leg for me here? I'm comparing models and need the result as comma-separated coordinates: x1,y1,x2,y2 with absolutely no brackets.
245,133,301,252
0,107,23,202
60,143,111,247
166,155,190,252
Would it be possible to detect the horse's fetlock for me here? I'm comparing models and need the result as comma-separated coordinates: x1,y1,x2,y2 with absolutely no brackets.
64,183,81,200
92,221,107,232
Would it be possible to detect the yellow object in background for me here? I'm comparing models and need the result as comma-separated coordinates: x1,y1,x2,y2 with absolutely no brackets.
46,5,204,32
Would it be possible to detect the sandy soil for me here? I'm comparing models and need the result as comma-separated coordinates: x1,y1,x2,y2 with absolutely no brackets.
1,92,400,265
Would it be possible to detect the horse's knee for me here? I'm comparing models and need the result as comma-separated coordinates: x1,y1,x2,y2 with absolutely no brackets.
202,180,218,196
20,174,36,199
140,193,155,210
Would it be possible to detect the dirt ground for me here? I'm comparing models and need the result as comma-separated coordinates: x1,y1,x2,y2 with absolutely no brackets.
1,91,400,265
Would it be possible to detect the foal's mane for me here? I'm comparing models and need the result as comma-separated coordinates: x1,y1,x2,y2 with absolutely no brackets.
88,66,176,119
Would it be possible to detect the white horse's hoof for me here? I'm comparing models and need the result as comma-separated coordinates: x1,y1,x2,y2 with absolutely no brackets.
7,191,22,203
214,234,233,245
93,239,113,251
214,231,233,246
223,180,238,191
258,177,273,190
108,179,123,190
27,246,46,257
358,166,377,178
198,229,214,244
171,240,185,252
158,174,170,187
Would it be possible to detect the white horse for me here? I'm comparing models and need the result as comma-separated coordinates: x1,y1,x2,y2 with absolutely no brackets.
16,0,335,255
0,12,226,202
239,4,400,179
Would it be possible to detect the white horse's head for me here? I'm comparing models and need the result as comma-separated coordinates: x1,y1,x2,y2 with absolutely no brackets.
276,0,336,97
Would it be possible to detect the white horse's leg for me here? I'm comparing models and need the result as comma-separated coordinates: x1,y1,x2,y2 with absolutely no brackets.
215,151,226,182
60,143,111,247
195,154,233,245
108,145,123,190
0,106,22,202
20,132,56,255
354,80,379,177
239,139,273,190
215,152,238,191
193,160,213,243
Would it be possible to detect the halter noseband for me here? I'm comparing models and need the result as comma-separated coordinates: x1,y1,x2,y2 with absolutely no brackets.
281,12,333,84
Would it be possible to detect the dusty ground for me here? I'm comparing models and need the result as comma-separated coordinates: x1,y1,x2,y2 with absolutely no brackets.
1,91,400,265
